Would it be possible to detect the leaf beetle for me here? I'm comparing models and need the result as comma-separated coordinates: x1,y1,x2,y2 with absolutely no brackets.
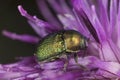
36,30,88,69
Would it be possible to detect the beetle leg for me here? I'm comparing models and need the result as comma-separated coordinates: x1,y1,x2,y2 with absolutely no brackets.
74,53,87,70
47,55,60,62
74,53,79,63
63,54,70,71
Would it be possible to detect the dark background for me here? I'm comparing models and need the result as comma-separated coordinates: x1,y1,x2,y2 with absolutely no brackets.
0,0,41,63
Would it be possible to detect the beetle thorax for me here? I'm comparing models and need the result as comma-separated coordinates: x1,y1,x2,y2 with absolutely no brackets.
63,31,85,53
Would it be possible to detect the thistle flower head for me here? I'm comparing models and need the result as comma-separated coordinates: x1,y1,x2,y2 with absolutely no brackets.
1,0,120,79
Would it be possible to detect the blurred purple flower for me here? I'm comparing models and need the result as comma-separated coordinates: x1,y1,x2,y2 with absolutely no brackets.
1,0,120,79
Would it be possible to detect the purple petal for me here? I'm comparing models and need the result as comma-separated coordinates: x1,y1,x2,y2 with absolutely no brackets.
36,0,62,27
39,59,64,70
18,5,61,37
0,57,42,79
95,0,110,35
1,0,120,79
72,9,90,37
109,0,117,28
74,9,100,43
90,5,107,42
76,56,120,78
71,0,92,20
2,30,40,44
99,41,116,61
113,1,120,48
74,4,107,43
58,14,79,30
57,11,91,38
95,61,120,78
109,0,118,37
27,20,48,37
0,56,120,79
98,40,120,62
58,0,73,14
47,0,72,14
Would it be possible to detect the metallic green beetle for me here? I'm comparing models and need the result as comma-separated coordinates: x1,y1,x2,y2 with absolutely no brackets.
36,30,88,64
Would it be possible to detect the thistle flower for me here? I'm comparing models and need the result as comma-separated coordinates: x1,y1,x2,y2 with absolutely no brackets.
1,0,120,79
